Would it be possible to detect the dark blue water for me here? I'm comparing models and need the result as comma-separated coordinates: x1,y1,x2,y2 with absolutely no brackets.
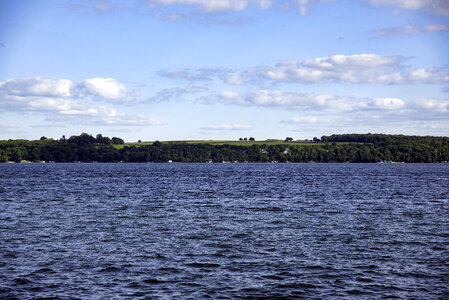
0,163,448,299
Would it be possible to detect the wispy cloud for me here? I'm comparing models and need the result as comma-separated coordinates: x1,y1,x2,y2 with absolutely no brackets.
94,0,123,13
0,123,19,129
366,0,449,17
67,0,123,14
158,68,231,81
201,124,252,130
145,86,208,102
376,24,449,36
0,123,25,135
154,13,190,21
281,114,449,137
281,116,318,124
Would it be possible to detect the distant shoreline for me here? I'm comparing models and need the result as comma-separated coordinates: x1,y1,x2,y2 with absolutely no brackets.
3,161,448,164
1,133,449,163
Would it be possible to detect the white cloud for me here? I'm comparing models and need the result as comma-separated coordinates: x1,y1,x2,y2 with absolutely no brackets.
377,24,449,36
82,77,138,102
410,99,449,113
0,76,74,98
201,124,252,130
0,76,140,103
148,0,272,13
367,0,449,16
373,97,405,109
225,72,245,85
406,69,448,83
224,54,449,84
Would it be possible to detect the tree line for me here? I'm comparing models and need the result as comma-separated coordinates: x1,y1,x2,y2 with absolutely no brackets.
1,133,449,163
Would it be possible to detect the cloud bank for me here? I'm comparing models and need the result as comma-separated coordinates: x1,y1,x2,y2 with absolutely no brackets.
73,0,449,19
0,77,75,98
201,90,449,134
202,89,449,118
224,54,449,85
160,54,449,85
0,77,163,126
0,76,139,102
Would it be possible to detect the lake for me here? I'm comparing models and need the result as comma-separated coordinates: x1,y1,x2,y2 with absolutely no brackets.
0,163,448,299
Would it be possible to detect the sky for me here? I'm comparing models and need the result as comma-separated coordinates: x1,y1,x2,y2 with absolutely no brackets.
0,0,448,142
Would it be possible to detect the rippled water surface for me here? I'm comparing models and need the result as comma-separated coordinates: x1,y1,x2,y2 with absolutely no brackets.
1,163,448,299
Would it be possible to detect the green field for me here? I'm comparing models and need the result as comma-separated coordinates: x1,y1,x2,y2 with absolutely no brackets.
113,139,341,149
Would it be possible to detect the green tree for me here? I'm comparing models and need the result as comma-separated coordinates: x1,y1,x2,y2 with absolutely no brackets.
0,150,8,162
111,137,124,144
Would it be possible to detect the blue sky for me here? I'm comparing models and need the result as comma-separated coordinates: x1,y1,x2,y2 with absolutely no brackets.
1,0,448,141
